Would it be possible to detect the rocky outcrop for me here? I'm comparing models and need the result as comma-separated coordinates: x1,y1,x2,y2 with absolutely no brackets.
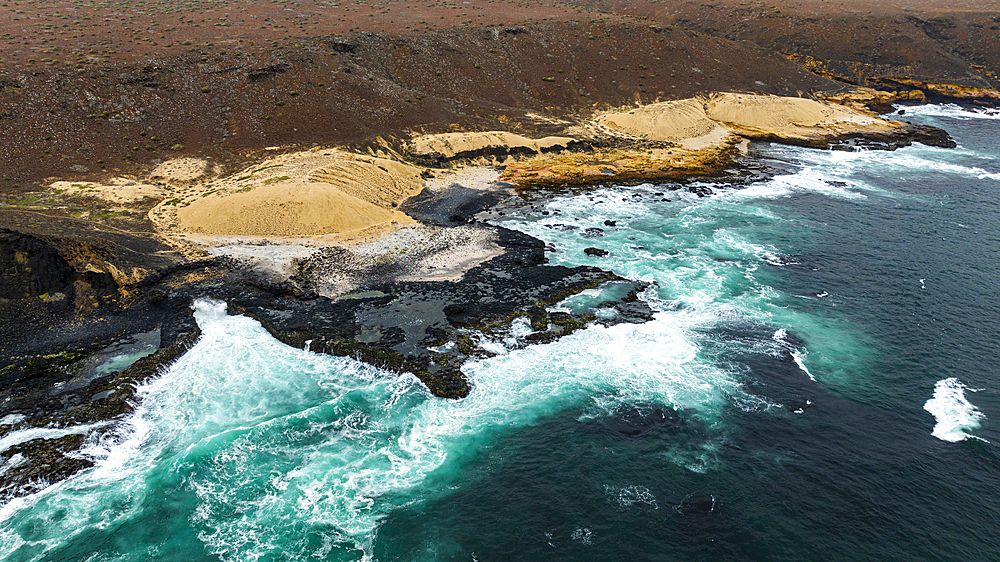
0,230,76,299
497,93,955,187
816,87,927,113
0,209,186,364
0,324,201,502
796,56,1000,108
234,226,653,398
0,218,654,499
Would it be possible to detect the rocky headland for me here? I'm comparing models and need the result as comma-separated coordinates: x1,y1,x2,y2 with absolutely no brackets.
1,0,997,499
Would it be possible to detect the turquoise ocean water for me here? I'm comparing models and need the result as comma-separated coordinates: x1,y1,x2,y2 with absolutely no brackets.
2,104,999,560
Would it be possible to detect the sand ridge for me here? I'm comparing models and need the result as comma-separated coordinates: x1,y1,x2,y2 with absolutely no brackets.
595,98,734,150
148,158,212,184
156,148,424,238
499,93,909,185
57,92,914,246
704,93,901,140
407,131,577,163
49,178,167,207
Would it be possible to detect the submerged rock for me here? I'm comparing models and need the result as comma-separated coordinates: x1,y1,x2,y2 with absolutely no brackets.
585,247,610,257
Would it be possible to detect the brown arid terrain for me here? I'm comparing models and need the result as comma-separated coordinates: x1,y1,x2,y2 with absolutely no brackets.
1,0,993,192
0,0,998,497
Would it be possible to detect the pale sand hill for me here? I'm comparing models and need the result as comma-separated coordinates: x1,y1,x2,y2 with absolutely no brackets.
704,93,899,139
106,93,904,244
175,179,414,237
49,178,167,206
408,131,576,160
148,158,211,183
499,93,908,184
45,159,205,220
594,94,898,149
160,148,423,238
308,156,422,208
594,98,734,150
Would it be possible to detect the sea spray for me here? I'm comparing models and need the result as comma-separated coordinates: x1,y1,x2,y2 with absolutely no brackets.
923,378,986,442
0,142,898,559
1,295,745,560
894,103,1000,120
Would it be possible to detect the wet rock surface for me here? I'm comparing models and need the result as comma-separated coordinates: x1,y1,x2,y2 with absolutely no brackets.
0,434,94,501
784,122,957,150
0,219,654,499
400,182,515,226
225,226,653,398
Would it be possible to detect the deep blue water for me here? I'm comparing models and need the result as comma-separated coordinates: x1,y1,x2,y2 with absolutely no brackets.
2,104,999,561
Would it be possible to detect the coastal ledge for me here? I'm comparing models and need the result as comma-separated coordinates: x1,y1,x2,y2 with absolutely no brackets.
85,92,957,254
493,93,955,188
1,92,958,358
0,90,961,502
0,223,654,500
1,91,959,363
1,90,959,404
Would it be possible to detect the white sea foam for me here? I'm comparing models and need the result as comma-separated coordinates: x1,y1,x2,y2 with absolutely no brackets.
894,103,1000,120
769,328,817,383
0,295,744,561
0,414,25,426
0,454,27,477
887,152,1000,181
759,142,1000,190
727,164,872,202
0,421,109,455
604,484,658,511
570,527,593,545
923,378,986,442
10,126,994,558
791,350,816,382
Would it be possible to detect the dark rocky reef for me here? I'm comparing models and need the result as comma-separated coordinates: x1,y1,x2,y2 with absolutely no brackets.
400,183,516,226
0,208,187,365
405,138,587,168
766,122,957,151
0,321,201,502
224,226,653,398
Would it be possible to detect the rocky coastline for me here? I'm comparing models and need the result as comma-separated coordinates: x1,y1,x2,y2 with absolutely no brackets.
1,0,998,506
0,90,977,502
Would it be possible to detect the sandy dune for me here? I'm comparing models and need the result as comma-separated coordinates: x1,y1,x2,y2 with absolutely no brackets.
117,93,913,241
595,98,734,149
175,180,413,237
148,158,212,183
49,178,167,206
408,131,576,162
704,93,899,140
159,149,423,238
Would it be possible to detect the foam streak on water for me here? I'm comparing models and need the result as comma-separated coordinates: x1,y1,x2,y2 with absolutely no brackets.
0,422,109,456
895,103,1000,120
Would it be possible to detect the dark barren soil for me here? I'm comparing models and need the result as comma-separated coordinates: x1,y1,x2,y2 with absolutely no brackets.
0,0,992,194
0,0,832,190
